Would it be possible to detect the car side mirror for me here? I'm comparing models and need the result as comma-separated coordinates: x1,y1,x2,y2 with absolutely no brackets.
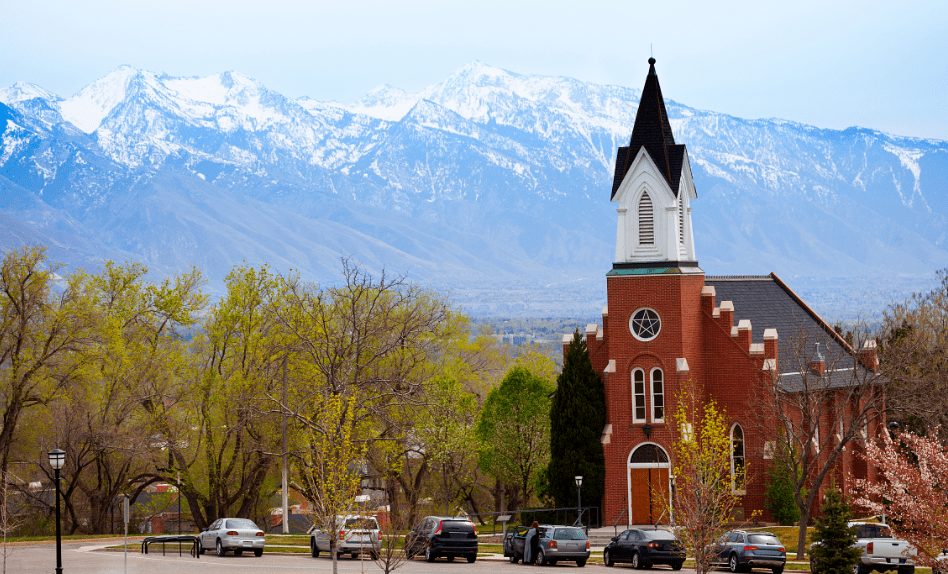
611,536,618,542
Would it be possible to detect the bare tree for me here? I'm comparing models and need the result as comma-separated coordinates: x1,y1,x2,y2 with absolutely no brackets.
654,379,742,574
749,325,886,559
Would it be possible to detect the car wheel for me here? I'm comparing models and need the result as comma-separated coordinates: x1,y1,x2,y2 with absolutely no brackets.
216,539,226,557
537,549,548,566
897,567,914,574
632,552,641,569
604,549,614,567
425,545,436,562
510,553,520,564
854,563,868,574
673,562,683,571
810,558,819,574
577,559,586,567
254,549,263,557
197,544,205,556
370,551,379,560
467,555,477,563
310,539,319,558
772,567,783,574
730,554,741,573
447,555,455,562
352,553,359,560
234,549,243,556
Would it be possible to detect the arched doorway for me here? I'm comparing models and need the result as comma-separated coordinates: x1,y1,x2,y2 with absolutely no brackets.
627,443,671,525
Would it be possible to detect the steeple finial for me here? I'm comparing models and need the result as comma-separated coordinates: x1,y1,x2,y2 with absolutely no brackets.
648,57,656,75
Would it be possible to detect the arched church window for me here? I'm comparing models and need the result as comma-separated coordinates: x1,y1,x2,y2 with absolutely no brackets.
632,369,646,423
731,424,746,494
651,369,664,423
638,192,654,245
629,443,669,464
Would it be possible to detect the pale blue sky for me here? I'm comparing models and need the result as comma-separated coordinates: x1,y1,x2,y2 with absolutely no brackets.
3,0,946,139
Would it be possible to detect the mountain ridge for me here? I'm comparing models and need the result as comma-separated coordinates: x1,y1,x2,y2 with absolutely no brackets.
2,62,946,317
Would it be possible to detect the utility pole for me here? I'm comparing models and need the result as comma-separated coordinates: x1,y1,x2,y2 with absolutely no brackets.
282,356,289,534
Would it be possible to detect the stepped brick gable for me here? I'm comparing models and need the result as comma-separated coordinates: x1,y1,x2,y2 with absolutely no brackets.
569,58,883,526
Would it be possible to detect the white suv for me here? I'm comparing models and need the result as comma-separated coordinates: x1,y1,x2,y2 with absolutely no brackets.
311,515,381,559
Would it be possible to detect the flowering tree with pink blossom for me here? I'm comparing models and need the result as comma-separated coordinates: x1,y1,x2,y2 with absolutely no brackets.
852,428,948,571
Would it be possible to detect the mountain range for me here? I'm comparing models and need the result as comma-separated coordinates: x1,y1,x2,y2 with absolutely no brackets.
1,62,946,318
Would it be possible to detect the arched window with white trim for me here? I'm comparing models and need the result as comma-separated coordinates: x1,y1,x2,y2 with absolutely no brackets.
638,192,654,245
632,369,646,423
731,423,746,494
651,368,664,423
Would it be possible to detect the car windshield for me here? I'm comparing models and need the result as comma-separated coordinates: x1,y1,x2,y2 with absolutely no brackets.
345,518,378,529
553,528,587,540
642,530,677,540
748,534,781,545
225,519,258,530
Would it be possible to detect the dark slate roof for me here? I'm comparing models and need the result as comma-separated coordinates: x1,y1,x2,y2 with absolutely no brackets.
704,274,857,381
611,58,688,199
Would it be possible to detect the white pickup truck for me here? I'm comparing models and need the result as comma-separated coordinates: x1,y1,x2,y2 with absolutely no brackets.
850,522,915,574
811,522,915,574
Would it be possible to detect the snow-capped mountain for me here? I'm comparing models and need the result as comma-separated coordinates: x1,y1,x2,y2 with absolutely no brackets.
2,62,946,316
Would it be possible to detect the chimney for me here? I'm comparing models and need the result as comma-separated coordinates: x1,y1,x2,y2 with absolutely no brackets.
859,339,879,370
809,342,825,376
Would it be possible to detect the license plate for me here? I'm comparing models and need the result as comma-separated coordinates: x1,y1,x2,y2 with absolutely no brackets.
243,541,252,546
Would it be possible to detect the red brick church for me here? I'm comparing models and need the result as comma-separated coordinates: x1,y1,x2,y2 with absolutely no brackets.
573,58,883,526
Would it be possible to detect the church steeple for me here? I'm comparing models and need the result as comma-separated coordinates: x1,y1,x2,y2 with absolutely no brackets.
611,58,689,200
610,58,698,266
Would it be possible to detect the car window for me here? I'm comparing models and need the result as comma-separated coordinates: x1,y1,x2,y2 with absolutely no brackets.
619,531,631,541
210,520,221,530
748,534,781,546
858,525,891,539
443,520,474,533
642,530,677,540
553,528,587,540
226,519,258,530
727,532,742,543
345,518,378,529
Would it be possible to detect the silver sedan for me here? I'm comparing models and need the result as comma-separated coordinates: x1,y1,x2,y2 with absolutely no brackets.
199,518,266,557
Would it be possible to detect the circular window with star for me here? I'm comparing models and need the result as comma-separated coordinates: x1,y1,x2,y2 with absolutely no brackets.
629,308,661,341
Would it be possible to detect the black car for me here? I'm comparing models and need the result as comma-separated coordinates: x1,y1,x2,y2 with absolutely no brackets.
404,516,478,563
604,528,686,570
710,530,786,574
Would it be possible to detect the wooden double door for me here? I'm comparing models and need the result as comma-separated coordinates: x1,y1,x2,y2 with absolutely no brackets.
629,467,670,525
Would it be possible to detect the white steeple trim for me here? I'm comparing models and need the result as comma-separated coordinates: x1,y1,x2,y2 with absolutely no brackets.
612,145,697,263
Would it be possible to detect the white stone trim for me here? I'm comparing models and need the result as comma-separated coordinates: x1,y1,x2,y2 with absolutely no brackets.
749,343,764,355
604,359,616,374
562,334,572,344
720,301,734,312
737,319,751,332
676,358,689,372
763,359,777,371
763,329,778,340
701,286,716,298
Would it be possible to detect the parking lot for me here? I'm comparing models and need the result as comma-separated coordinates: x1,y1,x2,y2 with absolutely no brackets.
6,539,606,574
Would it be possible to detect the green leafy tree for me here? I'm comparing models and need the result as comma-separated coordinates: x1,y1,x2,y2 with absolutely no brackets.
548,330,605,518
809,484,862,574
476,366,554,512
764,443,802,526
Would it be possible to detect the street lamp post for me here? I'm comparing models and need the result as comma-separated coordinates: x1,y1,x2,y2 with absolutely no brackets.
48,449,65,574
575,475,583,527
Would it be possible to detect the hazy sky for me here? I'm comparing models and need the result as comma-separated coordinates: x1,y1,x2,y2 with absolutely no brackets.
3,0,946,139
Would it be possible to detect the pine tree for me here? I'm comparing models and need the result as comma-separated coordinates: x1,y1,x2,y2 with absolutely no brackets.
810,484,862,574
547,329,606,519
764,444,802,525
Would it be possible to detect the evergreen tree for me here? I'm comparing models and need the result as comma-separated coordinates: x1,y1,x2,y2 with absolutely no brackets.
547,330,606,519
810,484,862,574
764,445,802,525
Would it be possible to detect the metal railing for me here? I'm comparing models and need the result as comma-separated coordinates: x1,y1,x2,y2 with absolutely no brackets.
465,506,600,536
141,534,201,558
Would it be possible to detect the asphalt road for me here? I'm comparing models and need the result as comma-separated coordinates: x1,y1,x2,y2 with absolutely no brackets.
5,541,620,574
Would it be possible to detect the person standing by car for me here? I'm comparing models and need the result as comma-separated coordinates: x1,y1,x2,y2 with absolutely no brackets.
524,521,540,565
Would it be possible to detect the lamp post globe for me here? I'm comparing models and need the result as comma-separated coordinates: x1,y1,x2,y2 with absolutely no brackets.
48,449,65,574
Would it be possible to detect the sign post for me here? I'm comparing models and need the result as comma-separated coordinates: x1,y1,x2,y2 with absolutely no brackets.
123,495,129,574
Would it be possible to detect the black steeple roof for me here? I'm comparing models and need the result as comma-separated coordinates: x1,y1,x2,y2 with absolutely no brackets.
611,58,688,199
